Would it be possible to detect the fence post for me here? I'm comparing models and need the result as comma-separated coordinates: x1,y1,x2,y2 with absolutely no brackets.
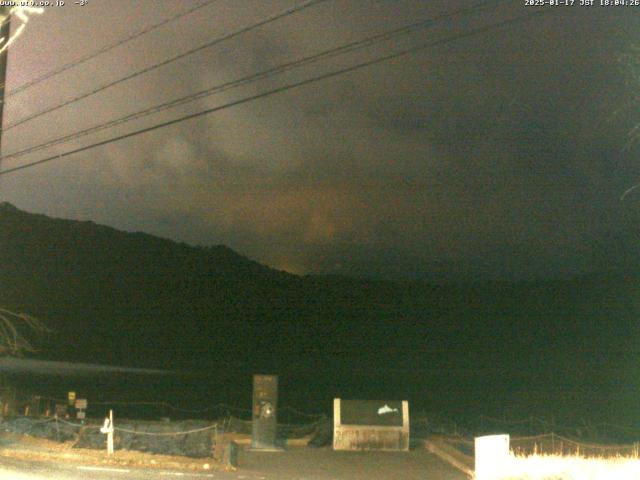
100,409,114,456
54,414,60,442
109,410,114,455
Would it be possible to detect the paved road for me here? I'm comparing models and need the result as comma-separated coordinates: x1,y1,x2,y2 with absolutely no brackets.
0,448,469,480
238,448,470,480
0,456,262,480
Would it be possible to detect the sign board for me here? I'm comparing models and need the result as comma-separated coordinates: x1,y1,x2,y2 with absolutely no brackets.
67,391,76,406
77,410,86,420
75,398,87,410
340,400,404,426
333,398,410,451
251,374,278,450
475,434,510,480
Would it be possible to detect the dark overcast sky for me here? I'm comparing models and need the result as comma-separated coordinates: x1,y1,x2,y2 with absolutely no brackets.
0,0,639,281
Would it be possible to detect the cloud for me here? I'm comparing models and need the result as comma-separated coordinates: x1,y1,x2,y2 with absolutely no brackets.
1,1,639,280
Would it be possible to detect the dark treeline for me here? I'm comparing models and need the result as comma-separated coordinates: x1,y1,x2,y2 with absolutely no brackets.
1,201,639,427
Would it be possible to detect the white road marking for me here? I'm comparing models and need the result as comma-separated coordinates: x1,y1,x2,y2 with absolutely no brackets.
77,466,131,473
159,472,214,478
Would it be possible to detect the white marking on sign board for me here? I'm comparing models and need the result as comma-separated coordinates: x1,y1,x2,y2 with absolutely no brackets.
377,404,399,415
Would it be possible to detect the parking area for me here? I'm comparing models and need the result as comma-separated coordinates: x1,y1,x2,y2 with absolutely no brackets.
237,446,470,480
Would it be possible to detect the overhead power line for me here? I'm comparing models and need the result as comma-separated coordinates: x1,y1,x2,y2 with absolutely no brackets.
0,8,553,178
0,0,507,164
1,0,328,133
1,0,221,99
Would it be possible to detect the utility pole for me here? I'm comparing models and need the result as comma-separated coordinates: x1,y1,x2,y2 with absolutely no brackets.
0,7,10,161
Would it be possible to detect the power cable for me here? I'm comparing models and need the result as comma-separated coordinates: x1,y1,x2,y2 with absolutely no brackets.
0,8,554,177
0,0,221,99
1,0,329,132
0,0,507,164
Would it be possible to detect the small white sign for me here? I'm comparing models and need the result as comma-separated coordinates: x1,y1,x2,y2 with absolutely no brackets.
475,434,510,480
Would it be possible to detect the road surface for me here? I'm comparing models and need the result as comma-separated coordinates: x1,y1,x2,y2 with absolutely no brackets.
0,448,469,479
0,455,247,479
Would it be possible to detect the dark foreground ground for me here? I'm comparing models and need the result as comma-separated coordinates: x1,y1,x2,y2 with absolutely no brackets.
237,447,469,480
0,441,470,480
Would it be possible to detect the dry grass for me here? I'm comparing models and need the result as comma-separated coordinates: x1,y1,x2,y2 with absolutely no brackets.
477,452,640,480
